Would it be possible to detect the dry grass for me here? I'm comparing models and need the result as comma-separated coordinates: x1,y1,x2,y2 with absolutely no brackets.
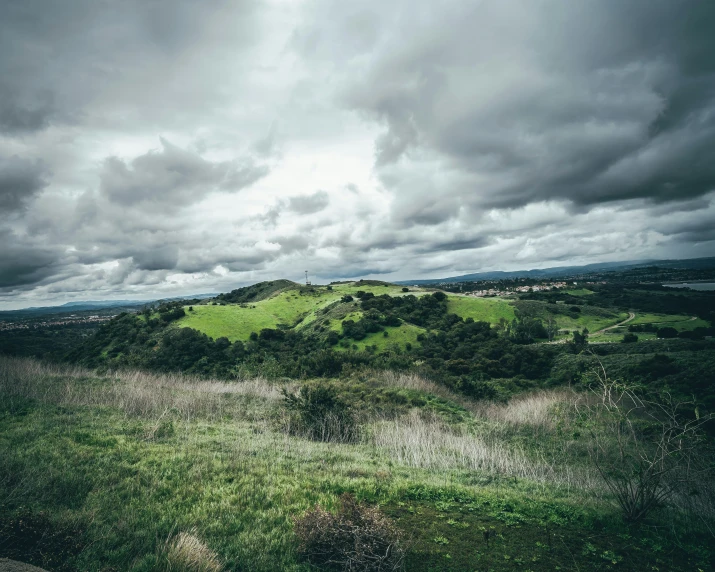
377,370,570,430
0,356,282,422
370,410,601,492
472,390,571,430
157,528,223,572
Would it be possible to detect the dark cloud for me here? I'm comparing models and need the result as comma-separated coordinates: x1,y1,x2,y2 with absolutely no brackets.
0,155,49,212
0,230,58,288
133,245,179,271
333,0,715,221
1,0,715,306
0,0,260,135
287,190,330,214
100,139,268,208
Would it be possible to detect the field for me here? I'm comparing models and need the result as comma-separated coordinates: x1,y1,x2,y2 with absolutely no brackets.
175,284,523,345
563,289,595,297
1,357,712,571
555,311,630,335
175,283,415,342
445,296,516,324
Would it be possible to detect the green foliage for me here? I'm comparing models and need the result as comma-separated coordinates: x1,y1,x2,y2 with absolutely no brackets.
283,384,357,443
621,332,639,343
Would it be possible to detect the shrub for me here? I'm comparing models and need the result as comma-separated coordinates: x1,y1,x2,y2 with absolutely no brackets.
656,326,678,339
293,493,404,572
283,384,358,443
621,332,638,343
157,528,223,572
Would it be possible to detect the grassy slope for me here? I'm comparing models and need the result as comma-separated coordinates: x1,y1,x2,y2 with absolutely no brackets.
563,288,595,296
446,296,517,324
1,360,711,571
176,281,701,346
175,283,415,342
337,322,426,352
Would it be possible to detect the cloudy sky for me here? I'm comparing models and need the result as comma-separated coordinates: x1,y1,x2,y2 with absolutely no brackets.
1,0,714,308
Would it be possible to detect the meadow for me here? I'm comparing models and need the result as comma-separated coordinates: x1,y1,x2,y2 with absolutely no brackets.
175,283,418,342
1,356,712,571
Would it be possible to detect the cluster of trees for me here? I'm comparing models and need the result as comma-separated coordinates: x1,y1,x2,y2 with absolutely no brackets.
523,284,715,323
628,323,715,340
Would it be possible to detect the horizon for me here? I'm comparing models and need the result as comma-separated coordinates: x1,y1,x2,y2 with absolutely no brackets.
2,1,715,310
2,254,713,311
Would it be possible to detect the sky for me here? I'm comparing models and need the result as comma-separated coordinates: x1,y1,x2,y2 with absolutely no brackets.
1,0,715,309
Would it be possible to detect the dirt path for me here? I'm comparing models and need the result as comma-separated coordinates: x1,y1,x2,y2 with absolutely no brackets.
590,312,636,336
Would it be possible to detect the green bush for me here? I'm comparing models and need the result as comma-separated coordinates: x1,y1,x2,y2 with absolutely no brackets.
283,384,358,443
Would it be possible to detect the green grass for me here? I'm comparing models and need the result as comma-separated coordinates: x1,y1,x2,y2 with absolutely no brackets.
337,322,426,352
327,311,363,332
176,282,422,342
446,296,517,324
1,358,712,571
630,313,694,326
555,311,630,335
563,288,595,296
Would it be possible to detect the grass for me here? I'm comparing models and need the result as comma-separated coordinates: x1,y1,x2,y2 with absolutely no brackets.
175,282,422,342
563,288,596,296
555,311,630,336
630,313,694,326
1,357,713,571
337,323,427,352
445,296,516,324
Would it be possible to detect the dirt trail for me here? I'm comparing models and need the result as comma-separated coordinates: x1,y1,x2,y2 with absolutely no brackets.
590,312,636,336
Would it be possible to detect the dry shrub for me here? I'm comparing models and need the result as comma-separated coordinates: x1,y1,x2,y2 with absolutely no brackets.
294,493,404,572
158,528,223,572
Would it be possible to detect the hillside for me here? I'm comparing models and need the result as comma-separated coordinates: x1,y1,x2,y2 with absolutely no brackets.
4,280,715,570
2,357,714,570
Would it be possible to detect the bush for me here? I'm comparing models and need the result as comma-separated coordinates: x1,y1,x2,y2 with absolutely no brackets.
293,493,404,572
656,326,678,339
283,384,358,443
621,332,638,343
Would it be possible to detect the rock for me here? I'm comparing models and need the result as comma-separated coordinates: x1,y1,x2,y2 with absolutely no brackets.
0,559,48,572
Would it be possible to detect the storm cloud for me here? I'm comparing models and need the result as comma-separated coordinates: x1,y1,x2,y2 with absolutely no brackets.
0,0,714,308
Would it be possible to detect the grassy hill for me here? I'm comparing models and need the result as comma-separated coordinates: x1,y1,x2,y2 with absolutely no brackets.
167,281,700,347
174,282,531,350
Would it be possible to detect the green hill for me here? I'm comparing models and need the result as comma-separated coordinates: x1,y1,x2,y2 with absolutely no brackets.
175,281,416,343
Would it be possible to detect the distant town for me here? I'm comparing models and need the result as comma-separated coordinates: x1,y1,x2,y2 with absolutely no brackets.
0,314,114,332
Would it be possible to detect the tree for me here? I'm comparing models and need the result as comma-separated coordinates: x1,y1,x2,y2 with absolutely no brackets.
656,326,678,339
621,332,638,343
545,316,559,341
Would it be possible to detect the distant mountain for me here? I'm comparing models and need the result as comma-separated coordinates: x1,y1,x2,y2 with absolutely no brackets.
0,294,218,317
397,257,715,285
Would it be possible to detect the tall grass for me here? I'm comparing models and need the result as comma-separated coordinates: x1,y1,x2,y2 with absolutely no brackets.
369,410,602,493
0,356,282,422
